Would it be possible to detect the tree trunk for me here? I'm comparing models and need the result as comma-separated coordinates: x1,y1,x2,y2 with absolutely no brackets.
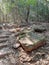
3,14,4,22
6,14,7,22
26,5,30,23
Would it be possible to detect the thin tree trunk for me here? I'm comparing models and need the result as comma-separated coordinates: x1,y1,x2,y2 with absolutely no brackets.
45,0,49,22
26,5,30,23
3,14,4,22
5,14,7,22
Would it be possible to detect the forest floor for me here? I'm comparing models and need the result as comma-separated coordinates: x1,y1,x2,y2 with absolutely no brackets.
0,22,49,65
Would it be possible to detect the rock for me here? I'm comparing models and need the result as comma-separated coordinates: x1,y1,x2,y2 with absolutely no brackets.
8,28,17,33
18,48,32,63
0,48,13,57
9,54,17,64
20,55,32,62
12,43,20,49
16,28,21,32
34,25,46,33
0,58,12,65
19,32,46,52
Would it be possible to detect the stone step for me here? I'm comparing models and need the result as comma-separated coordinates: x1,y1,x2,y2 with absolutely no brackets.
0,30,5,34
0,30,11,35
0,48,13,57
2,31,11,35
0,42,9,48
0,35,9,38
0,38,8,43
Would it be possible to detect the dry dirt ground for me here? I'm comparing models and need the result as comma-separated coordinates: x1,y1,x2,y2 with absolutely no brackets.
0,22,49,65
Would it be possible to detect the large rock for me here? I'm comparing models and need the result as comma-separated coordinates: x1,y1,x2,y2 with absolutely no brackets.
19,32,46,52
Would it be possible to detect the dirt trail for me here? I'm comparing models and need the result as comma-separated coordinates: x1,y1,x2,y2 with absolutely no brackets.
0,22,49,65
